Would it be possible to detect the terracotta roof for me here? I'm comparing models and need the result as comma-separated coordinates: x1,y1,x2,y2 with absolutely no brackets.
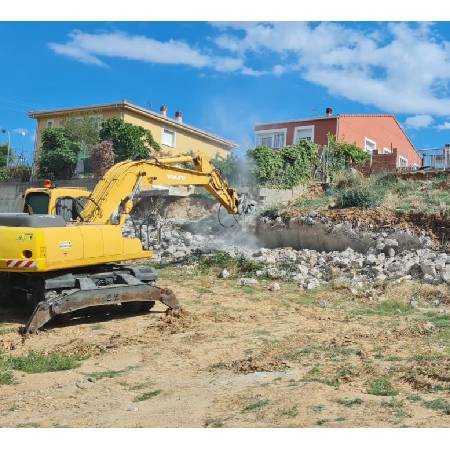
255,115,337,126
28,100,237,148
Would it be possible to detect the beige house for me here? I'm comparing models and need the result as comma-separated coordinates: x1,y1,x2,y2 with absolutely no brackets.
29,100,236,174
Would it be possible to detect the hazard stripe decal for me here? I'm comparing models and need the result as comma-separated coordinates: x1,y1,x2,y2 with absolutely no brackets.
6,260,37,268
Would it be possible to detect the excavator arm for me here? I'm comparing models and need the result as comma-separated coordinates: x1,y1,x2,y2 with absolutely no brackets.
79,154,246,225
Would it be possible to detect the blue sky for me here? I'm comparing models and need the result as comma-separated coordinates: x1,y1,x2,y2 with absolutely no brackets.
1,21,450,162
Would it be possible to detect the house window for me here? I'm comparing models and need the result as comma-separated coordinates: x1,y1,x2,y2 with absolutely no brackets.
88,115,103,130
364,137,376,154
258,134,273,148
294,126,314,143
383,147,392,154
255,129,286,148
273,133,285,148
399,156,409,167
46,120,54,128
161,128,176,147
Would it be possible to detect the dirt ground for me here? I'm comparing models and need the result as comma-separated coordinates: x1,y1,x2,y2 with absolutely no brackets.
0,267,449,428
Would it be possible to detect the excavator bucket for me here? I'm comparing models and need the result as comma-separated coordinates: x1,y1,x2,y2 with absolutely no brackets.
9,266,182,334
24,284,179,333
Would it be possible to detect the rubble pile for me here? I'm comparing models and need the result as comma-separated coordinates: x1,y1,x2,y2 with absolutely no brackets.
248,246,450,290
123,210,449,289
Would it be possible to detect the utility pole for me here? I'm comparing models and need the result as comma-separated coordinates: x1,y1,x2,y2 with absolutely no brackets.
1,128,11,168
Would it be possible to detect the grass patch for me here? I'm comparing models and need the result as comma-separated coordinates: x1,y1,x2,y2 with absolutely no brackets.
134,389,162,402
311,404,325,413
352,300,413,317
420,312,450,329
197,287,213,295
367,378,399,396
301,376,339,387
294,195,330,211
281,406,299,418
84,369,128,381
336,398,363,407
422,398,450,414
194,250,264,277
406,394,422,402
0,370,14,385
381,398,409,418
7,352,82,373
0,327,16,335
241,399,269,413
316,416,346,426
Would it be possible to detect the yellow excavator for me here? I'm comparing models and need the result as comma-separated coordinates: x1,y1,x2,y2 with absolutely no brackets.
0,154,251,333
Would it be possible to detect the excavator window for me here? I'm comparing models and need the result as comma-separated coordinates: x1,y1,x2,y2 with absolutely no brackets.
23,192,50,215
54,196,89,222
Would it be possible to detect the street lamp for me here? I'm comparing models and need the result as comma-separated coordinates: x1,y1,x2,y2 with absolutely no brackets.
1,128,11,168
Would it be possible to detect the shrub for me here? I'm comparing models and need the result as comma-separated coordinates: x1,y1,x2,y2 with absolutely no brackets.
90,140,115,177
0,165,32,182
367,378,399,396
373,172,399,188
422,398,450,414
195,250,263,276
248,141,318,189
332,169,364,190
336,185,383,209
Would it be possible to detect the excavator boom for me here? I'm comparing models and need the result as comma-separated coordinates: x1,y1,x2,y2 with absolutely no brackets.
79,155,242,225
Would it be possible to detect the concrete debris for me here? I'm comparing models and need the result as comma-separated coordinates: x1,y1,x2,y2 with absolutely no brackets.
268,282,281,291
123,209,449,291
220,269,230,279
238,278,258,286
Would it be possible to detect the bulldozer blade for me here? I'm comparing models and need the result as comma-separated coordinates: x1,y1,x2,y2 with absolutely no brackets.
23,284,179,334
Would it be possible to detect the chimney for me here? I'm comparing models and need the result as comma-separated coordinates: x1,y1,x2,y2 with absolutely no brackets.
175,111,183,123
160,105,168,117
325,107,333,117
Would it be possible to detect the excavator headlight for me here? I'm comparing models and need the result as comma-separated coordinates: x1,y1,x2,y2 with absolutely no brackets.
23,250,33,258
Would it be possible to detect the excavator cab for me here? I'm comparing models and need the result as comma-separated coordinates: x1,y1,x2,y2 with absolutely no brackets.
23,184,91,222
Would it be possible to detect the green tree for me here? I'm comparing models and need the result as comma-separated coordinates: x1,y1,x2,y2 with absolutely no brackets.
38,128,81,179
62,116,101,161
0,144,15,167
211,153,247,186
99,118,160,162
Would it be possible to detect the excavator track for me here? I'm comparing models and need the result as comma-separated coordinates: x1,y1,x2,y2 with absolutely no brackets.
4,265,180,334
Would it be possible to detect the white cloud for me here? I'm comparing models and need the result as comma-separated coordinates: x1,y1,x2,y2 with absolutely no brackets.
435,121,450,130
405,115,434,128
13,128,30,136
48,30,257,75
214,22,450,116
49,24,450,115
